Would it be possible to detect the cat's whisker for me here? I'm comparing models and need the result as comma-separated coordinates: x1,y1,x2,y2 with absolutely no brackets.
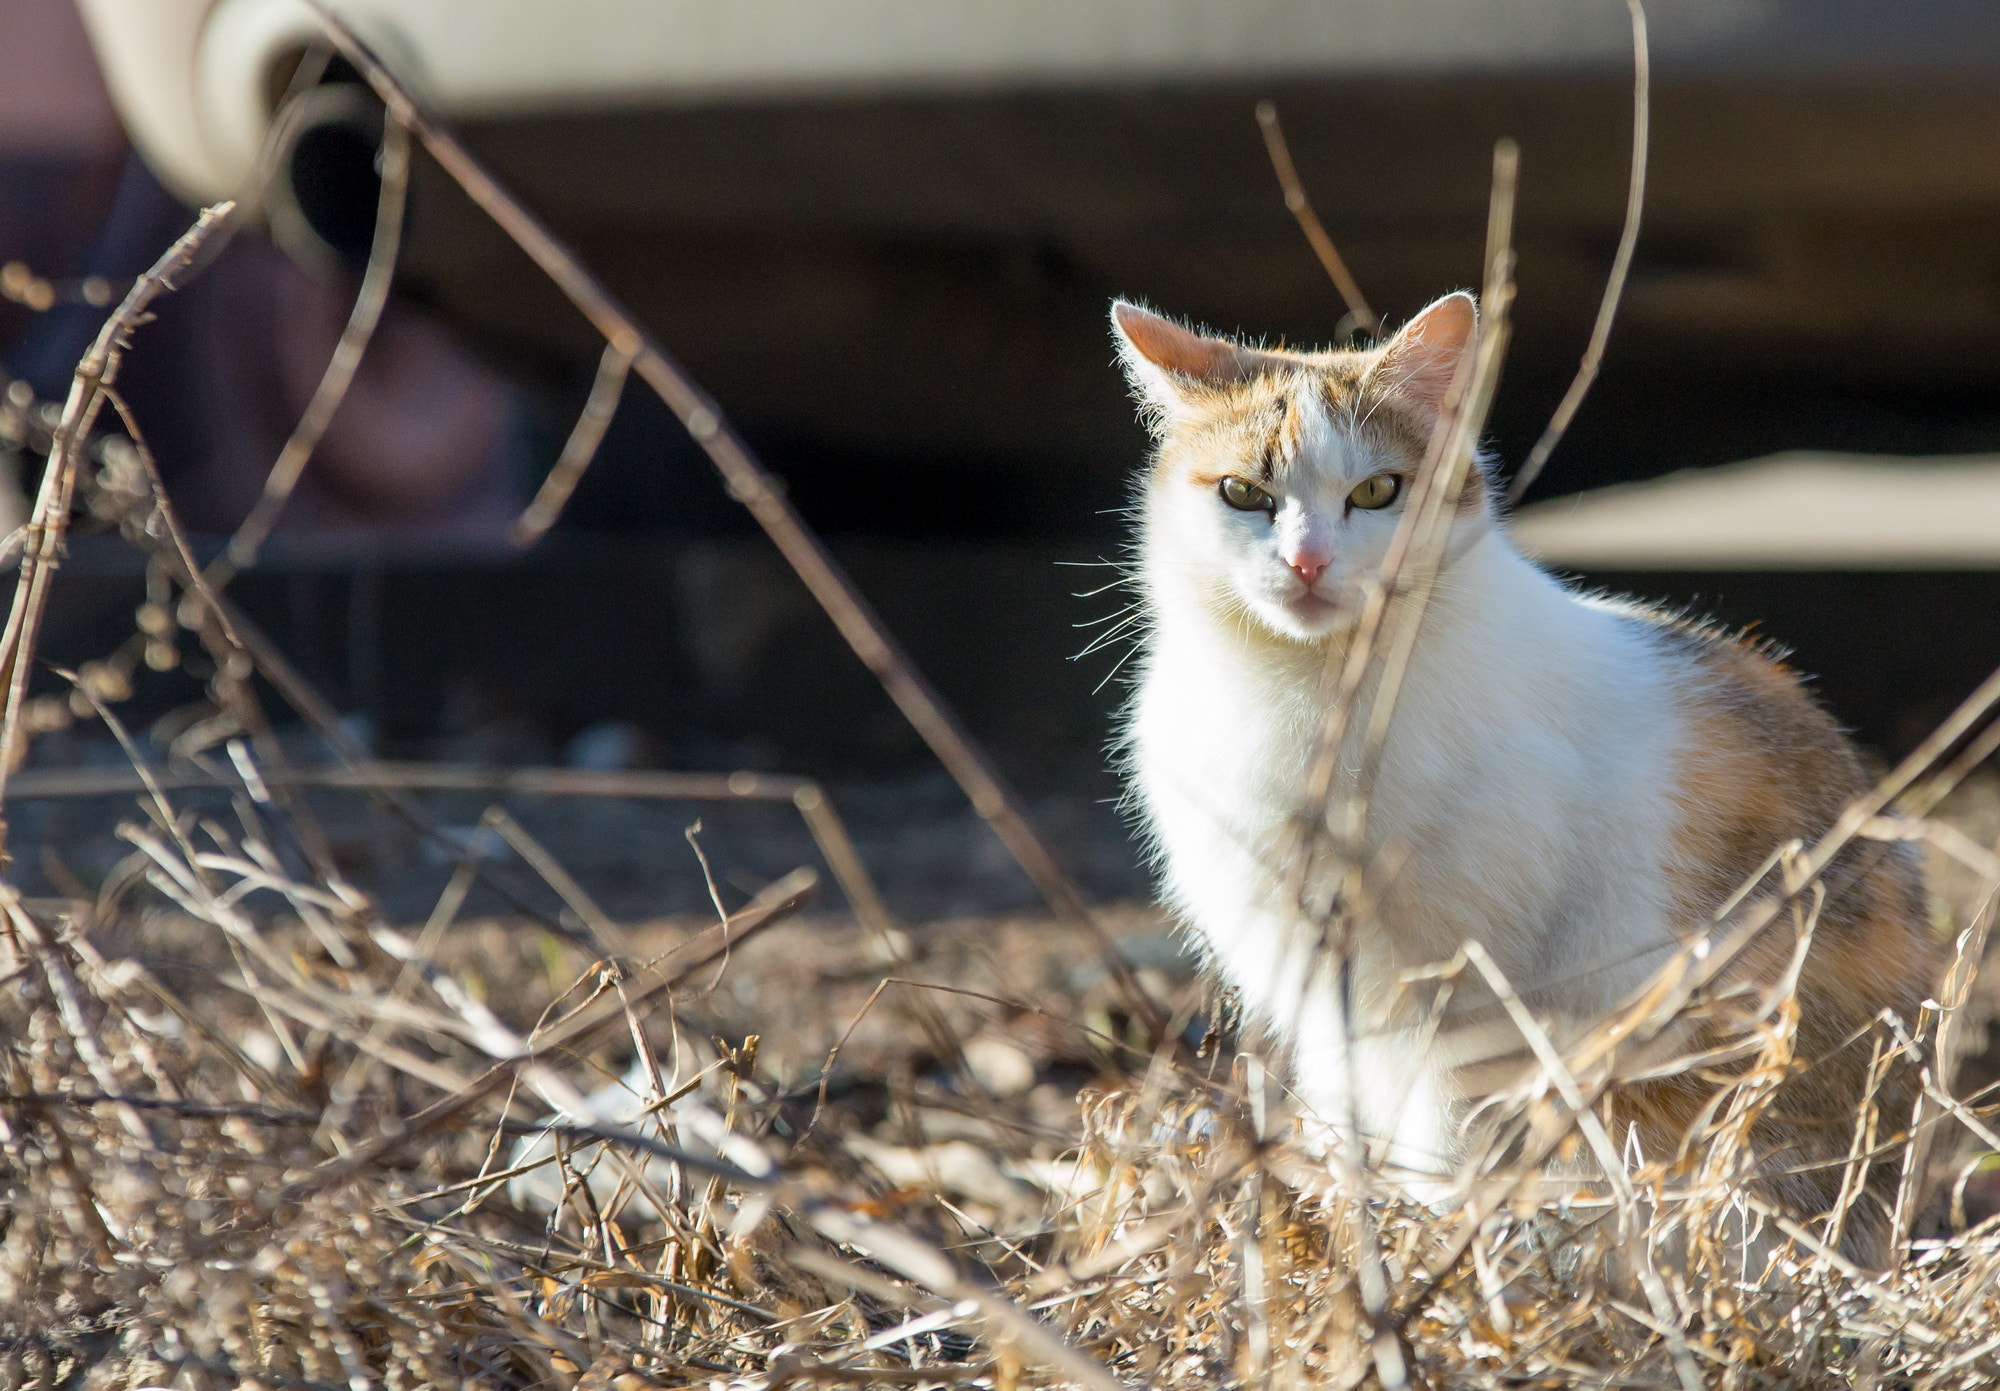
1090,643,1145,696
1073,604,1139,630
1075,636,1138,657
1080,631,1144,659
1075,620,1146,661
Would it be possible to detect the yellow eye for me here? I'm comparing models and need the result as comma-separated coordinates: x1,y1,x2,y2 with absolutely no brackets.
1218,477,1273,512
1348,473,1402,510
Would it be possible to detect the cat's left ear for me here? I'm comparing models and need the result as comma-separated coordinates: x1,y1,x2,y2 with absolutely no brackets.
1110,301,1265,428
1368,292,1479,421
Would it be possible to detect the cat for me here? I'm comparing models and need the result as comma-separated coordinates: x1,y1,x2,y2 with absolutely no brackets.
1110,291,1941,1262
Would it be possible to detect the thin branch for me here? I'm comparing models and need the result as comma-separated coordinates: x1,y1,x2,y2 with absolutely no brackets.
480,804,632,960
1505,0,1649,504
511,339,633,546
3,758,896,937
1255,100,1379,336
0,202,234,845
223,111,413,569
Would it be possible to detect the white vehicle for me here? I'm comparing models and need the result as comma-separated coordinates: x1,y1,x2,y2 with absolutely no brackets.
80,0,1664,206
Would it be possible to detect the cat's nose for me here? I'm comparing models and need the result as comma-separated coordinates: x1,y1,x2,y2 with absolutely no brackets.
1288,555,1329,587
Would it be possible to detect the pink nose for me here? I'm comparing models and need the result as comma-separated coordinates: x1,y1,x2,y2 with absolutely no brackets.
1288,555,1329,587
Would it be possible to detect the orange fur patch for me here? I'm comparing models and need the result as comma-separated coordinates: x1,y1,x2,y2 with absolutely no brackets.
1620,617,1941,1261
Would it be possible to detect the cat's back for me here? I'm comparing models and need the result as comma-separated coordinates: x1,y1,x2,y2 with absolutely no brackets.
1628,608,1915,921
1614,608,1938,1252
1631,609,1937,1060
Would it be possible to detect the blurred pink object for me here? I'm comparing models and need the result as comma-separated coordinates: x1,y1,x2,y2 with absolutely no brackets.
0,0,121,155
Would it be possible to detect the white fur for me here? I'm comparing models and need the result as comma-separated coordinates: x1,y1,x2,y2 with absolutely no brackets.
1123,378,1688,1186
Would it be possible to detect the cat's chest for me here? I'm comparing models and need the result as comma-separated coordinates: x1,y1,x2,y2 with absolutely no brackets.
1126,624,1655,933
1131,646,1320,832
1131,640,1446,846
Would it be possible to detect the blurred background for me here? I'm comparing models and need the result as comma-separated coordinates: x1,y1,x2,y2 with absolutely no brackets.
5,0,2000,912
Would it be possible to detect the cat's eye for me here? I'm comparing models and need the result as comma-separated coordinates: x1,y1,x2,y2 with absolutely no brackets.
1218,477,1274,512
1348,473,1403,510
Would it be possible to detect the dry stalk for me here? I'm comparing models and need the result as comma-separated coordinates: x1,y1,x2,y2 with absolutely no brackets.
0,203,233,838
1506,0,1651,505
221,111,412,571
1254,101,1380,337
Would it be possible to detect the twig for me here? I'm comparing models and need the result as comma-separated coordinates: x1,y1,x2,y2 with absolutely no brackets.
268,849,1125,1390
92,391,360,887
5,760,812,802
1327,141,1521,883
0,1090,317,1125
511,339,633,546
1255,102,1379,336
111,557,616,943
480,805,632,961
1505,0,1649,505
1281,138,1518,915
223,112,412,570
0,203,233,848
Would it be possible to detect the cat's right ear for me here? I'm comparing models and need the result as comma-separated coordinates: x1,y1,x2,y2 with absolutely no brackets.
1110,301,1250,429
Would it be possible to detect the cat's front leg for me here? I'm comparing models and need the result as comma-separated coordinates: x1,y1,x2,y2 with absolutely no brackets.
1284,999,1462,1202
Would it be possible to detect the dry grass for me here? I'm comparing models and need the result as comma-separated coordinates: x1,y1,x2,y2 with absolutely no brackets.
0,769,1997,1390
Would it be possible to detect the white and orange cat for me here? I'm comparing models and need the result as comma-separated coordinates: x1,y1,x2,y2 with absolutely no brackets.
1112,292,1938,1259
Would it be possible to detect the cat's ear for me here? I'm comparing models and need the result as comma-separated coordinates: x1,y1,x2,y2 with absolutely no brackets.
1369,292,1479,419
1110,301,1258,426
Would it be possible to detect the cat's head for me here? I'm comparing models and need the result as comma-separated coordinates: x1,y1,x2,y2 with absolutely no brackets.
1112,293,1488,642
